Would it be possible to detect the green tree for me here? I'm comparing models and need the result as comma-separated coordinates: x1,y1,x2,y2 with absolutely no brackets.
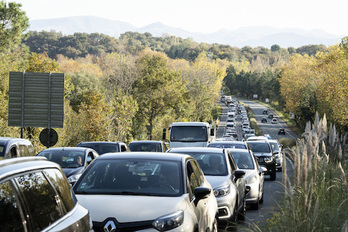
132,53,187,139
0,1,29,52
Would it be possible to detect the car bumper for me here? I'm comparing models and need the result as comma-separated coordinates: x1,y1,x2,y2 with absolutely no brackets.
216,194,237,220
245,182,260,203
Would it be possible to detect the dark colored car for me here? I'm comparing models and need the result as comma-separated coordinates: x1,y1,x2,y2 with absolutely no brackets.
262,110,268,115
268,114,274,119
261,117,267,123
0,157,93,231
37,147,99,185
278,128,286,135
128,140,168,152
77,141,128,155
246,140,277,181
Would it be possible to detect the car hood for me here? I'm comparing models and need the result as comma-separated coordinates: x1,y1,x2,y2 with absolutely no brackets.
253,152,272,157
76,194,189,222
62,167,84,177
205,175,230,189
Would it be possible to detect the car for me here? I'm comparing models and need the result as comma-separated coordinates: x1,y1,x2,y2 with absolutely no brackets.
167,147,246,226
208,140,251,150
77,141,128,155
0,157,93,231
246,140,277,181
268,114,274,119
261,117,267,123
37,147,99,185
246,136,269,141
128,140,168,152
262,110,268,115
228,149,265,210
264,134,271,139
268,139,283,171
73,152,219,232
0,137,35,158
271,118,278,124
278,128,286,135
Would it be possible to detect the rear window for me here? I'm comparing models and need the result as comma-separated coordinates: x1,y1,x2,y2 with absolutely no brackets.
78,143,119,154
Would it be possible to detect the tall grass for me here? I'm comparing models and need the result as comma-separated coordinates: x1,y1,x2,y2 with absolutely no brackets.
264,112,348,232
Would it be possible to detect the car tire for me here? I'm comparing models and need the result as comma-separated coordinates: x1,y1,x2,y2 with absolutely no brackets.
270,169,276,181
250,197,259,210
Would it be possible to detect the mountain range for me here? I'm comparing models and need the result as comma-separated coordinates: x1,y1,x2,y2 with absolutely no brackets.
28,16,344,48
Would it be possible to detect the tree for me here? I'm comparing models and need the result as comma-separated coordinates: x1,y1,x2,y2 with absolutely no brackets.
132,52,187,139
0,1,29,52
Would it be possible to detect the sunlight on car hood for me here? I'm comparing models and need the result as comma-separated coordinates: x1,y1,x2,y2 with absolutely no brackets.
76,194,189,222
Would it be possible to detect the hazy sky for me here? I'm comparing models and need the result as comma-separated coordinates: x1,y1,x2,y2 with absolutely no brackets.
13,0,348,36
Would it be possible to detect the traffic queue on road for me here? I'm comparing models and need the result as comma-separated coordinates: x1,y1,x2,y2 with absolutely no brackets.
0,96,284,231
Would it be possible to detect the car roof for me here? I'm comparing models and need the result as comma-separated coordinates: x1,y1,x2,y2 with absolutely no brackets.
210,141,245,144
168,147,225,154
38,147,92,152
0,137,31,146
78,141,124,145
96,152,191,162
246,140,269,144
0,157,60,180
129,140,163,144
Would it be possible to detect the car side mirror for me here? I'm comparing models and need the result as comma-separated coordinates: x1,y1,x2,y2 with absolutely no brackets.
260,166,267,174
234,170,245,180
194,187,211,206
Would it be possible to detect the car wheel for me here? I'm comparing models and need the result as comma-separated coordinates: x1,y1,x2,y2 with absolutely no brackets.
250,197,259,210
270,170,276,181
237,197,246,221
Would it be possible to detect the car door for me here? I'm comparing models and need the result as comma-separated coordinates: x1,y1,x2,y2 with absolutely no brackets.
186,159,209,231
227,151,245,211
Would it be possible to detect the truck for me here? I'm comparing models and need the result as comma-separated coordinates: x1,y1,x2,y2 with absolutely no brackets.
163,122,215,148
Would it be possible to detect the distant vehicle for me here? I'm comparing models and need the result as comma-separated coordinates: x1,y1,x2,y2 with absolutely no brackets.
268,114,274,119
168,147,246,225
268,139,283,171
278,128,286,135
261,117,267,123
164,122,215,148
37,147,99,185
271,118,278,124
0,137,35,158
246,140,277,181
228,149,266,210
0,157,93,231
128,140,168,152
208,141,251,150
77,141,128,155
73,152,219,232
262,110,268,115
264,134,271,139
246,136,269,141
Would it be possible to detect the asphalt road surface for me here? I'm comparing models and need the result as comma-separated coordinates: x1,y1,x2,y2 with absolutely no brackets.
217,100,297,231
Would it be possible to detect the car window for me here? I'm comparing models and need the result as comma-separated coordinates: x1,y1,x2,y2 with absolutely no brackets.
227,151,238,171
248,143,271,153
0,181,24,232
15,171,62,231
230,151,255,169
0,145,4,156
38,150,85,168
120,144,127,152
186,161,199,199
182,152,227,176
44,168,76,212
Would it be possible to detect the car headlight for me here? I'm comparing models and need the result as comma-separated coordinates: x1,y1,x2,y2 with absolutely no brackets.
67,174,82,183
246,174,257,184
264,157,273,162
213,185,230,197
152,210,184,231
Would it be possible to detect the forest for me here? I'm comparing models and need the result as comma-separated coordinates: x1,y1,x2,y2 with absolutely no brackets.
0,1,347,152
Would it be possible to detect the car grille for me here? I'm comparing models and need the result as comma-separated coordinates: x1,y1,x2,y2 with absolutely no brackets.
93,218,154,232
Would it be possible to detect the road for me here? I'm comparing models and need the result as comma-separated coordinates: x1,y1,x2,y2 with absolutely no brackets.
217,99,298,231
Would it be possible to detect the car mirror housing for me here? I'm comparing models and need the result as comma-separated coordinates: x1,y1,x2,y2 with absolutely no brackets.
194,187,211,200
234,170,246,180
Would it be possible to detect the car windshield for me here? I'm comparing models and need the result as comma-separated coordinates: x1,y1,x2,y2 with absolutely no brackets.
229,151,254,169
74,159,183,197
170,126,207,142
79,143,119,155
175,152,227,176
129,143,162,152
248,143,271,153
269,142,279,152
38,150,85,168
208,143,246,149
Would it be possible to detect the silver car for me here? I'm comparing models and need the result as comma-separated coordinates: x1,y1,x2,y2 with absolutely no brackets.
168,147,246,227
268,139,283,171
0,157,93,231
228,149,265,210
74,152,218,232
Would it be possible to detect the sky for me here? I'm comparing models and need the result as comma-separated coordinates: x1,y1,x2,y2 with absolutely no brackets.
12,0,348,36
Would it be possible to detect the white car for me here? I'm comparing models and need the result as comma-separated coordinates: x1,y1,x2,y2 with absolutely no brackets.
268,139,283,171
228,149,265,210
168,147,246,226
271,118,278,124
73,152,218,232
